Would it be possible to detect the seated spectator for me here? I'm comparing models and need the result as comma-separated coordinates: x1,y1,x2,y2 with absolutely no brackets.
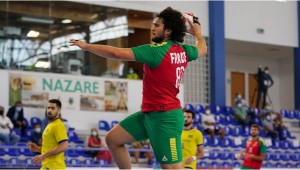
260,102,281,120
262,112,278,143
234,92,249,111
86,128,112,164
0,106,20,145
131,139,153,165
6,101,27,136
233,94,256,121
202,106,225,140
273,115,286,141
234,101,253,129
127,67,139,80
262,112,286,142
260,102,271,118
30,123,42,146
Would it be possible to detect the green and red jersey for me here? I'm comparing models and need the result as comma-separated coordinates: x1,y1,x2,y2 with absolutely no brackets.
131,40,198,112
242,137,267,169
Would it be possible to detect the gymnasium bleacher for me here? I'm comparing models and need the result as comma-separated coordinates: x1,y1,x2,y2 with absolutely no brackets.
0,103,299,169
185,103,300,169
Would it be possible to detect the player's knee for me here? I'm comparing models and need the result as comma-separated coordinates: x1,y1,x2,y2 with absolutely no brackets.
105,130,123,147
160,162,183,169
105,131,114,147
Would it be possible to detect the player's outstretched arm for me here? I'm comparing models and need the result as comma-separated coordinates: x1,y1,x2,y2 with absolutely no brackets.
69,39,135,61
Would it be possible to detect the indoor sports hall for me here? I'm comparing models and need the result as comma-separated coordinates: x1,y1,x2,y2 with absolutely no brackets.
0,1,299,169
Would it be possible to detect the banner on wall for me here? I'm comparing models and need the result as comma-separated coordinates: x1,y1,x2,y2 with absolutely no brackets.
8,73,128,113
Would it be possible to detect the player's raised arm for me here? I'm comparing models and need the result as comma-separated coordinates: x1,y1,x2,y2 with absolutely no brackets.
184,14,207,58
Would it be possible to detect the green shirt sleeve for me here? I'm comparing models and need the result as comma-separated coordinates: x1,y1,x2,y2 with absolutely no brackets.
182,44,198,62
132,44,162,68
259,138,267,153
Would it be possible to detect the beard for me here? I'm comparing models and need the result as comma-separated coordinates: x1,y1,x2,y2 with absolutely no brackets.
47,112,59,121
152,35,165,43
251,133,258,138
184,122,192,127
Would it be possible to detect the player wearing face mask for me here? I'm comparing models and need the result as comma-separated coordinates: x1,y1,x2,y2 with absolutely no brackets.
86,128,112,164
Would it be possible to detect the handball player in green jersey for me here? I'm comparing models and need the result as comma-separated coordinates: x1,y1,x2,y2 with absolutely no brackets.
70,7,207,169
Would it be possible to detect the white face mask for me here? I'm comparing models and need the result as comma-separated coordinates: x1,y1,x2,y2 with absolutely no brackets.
265,106,270,110
237,95,242,99
16,107,22,112
205,110,210,114
35,127,41,133
237,104,242,108
265,70,269,74
91,131,97,136
266,116,271,120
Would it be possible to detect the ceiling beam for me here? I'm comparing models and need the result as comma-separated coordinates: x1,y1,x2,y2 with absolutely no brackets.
128,18,152,29
0,2,99,23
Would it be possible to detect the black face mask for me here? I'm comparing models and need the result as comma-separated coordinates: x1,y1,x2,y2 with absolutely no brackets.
0,110,3,116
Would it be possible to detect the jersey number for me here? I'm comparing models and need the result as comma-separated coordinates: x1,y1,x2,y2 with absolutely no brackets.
176,66,185,89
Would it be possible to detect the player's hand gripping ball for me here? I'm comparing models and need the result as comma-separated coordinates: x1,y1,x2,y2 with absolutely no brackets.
183,13,200,32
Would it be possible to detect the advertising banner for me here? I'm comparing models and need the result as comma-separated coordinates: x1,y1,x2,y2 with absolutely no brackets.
9,73,128,113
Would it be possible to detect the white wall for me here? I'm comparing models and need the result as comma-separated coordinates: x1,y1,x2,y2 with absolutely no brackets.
72,1,299,47
279,56,294,110
225,1,298,47
73,0,209,36
226,54,294,111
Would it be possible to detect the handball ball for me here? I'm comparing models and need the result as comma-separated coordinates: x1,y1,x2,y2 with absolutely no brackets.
183,13,194,31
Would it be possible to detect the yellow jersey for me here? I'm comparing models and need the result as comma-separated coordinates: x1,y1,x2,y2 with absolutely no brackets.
181,128,203,169
41,118,68,169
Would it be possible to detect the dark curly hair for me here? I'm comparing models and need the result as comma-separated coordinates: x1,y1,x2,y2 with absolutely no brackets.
49,99,62,108
182,109,195,119
157,7,186,42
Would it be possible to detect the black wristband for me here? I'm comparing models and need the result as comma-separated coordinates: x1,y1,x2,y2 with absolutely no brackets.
193,16,201,25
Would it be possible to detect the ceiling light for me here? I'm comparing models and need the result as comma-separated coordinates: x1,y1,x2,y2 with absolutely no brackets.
35,61,50,68
62,19,72,24
21,16,54,24
27,30,40,38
